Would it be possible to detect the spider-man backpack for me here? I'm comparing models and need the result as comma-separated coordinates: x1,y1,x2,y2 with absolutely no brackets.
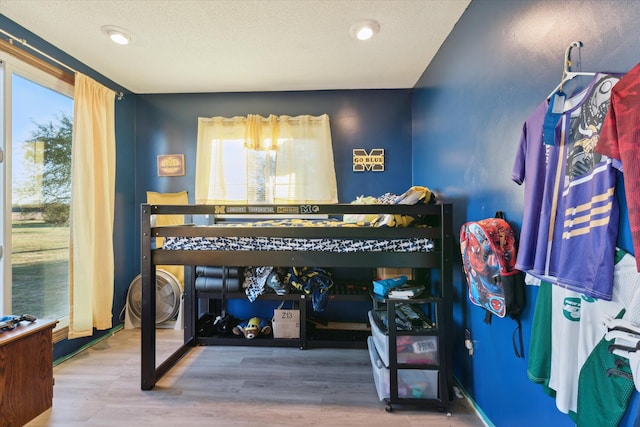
460,212,526,357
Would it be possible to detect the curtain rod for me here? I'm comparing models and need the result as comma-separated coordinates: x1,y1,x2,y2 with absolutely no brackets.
216,115,327,123
0,27,124,100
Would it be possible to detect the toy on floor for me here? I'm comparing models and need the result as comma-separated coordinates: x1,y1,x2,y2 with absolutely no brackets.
232,317,272,339
213,313,240,336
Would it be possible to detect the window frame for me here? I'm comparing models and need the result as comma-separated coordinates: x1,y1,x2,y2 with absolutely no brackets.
0,49,74,342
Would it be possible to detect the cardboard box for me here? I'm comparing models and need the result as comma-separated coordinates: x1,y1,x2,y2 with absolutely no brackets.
272,306,300,339
376,268,413,280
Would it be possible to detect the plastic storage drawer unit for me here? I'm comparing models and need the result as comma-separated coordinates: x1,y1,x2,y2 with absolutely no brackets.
367,336,438,401
368,310,438,367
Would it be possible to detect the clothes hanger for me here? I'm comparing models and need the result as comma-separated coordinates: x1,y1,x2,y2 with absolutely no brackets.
546,41,597,100
605,329,640,346
604,328,640,356
607,318,640,336
607,352,640,391
606,367,634,381
605,332,640,390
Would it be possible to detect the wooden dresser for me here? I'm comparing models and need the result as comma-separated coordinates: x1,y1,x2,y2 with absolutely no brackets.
0,319,58,427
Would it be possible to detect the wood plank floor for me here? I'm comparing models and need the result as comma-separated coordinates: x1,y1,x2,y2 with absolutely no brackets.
27,328,488,427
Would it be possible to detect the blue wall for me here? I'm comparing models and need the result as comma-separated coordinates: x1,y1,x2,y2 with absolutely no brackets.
412,0,640,425
134,90,413,205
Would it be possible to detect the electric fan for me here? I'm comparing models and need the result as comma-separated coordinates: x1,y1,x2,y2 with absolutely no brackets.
125,269,182,328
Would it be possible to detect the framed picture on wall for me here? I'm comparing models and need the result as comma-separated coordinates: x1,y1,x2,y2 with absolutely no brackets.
157,154,185,176
353,148,384,172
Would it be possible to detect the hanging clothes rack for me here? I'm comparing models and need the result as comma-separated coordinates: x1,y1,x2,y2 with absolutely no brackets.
546,41,597,99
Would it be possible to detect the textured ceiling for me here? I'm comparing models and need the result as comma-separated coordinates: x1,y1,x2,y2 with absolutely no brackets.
0,0,470,94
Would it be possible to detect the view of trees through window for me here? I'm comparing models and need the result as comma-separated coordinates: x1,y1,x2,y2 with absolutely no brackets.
11,74,73,320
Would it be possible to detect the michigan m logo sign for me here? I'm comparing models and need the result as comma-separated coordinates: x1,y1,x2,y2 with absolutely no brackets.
353,149,385,172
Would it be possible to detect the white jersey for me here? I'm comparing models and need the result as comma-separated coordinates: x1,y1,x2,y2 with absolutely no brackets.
539,250,640,415
548,285,583,414
575,251,640,426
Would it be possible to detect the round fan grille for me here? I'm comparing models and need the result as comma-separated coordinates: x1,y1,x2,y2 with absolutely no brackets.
127,270,181,324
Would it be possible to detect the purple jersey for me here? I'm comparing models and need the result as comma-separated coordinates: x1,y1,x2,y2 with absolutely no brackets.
512,100,549,272
513,74,621,300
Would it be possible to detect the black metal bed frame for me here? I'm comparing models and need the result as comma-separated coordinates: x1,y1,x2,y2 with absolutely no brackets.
140,202,453,393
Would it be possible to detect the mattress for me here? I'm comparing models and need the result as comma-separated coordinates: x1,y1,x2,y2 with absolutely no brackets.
162,218,435,253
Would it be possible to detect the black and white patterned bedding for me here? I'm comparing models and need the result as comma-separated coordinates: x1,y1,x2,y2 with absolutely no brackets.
163,236,434,252
161,218,434,253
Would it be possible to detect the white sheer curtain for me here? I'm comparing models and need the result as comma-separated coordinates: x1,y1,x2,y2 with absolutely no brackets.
195,114,337,204
68,73,116,339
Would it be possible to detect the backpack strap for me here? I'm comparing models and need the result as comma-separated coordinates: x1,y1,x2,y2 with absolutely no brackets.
512,317,524,358
484,310,493,324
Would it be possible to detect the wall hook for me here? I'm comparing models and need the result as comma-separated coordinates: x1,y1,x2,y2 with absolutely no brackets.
563,41,583,76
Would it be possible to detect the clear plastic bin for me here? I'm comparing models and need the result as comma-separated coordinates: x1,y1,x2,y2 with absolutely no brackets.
368,310,438,367
367,336,439,401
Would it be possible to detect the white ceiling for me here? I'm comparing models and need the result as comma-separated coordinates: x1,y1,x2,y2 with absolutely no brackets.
0,0,470,94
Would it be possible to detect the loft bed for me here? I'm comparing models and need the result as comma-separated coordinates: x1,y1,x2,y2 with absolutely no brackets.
140,201,453,391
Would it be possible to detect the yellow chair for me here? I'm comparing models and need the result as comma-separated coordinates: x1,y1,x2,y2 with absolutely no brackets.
124,191,189,330
146,190,188,289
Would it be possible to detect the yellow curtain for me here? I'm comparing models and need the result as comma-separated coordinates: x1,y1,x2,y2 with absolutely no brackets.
195,114,337,204
68,73,116,339
146,191,188,289
245,114,279,150
195,116,249,203
272,114,337,203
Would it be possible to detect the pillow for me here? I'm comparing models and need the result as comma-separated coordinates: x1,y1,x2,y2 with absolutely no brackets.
147,190,189,207
394,186,437,205
343,195,380,225
372,186,438,227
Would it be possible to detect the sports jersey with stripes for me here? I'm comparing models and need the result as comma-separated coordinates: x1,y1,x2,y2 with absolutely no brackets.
512,74,621,300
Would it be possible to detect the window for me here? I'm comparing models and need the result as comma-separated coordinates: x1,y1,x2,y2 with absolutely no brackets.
202,137,277,203
1,52,74,338
195,114,338,205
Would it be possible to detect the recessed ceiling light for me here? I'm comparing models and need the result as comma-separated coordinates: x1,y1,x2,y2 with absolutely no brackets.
349,20,379,41
101,25,132,45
